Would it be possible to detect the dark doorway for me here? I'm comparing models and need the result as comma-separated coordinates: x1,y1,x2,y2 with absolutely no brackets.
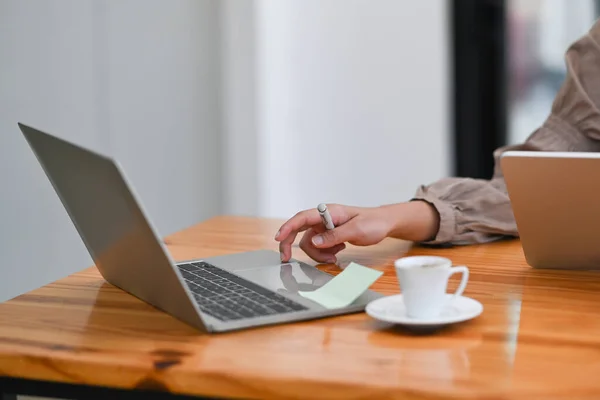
451,0,507,179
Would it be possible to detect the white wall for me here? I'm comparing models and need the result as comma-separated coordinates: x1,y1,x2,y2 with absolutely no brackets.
103,0,222,235
220,0,261,216
223,0,451,219
0,0,101,303
0,0,222,302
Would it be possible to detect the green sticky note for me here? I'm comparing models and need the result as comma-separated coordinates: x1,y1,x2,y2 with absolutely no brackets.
298,262,383,309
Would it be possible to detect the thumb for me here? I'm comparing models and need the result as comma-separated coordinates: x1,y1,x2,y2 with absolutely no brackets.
311,223,355,248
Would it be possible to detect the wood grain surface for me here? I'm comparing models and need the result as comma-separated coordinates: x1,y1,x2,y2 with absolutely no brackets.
2,215,600,399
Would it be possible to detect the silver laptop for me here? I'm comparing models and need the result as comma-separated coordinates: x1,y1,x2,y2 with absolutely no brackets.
501,150,600,269
18,123,382,332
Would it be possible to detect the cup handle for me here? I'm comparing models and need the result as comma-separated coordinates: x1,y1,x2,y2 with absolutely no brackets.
448,266,469,300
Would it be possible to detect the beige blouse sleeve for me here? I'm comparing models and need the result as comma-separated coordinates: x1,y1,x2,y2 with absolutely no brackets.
413,19,600,245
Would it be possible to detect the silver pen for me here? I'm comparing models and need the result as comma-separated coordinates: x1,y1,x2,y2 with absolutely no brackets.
317,203,335,230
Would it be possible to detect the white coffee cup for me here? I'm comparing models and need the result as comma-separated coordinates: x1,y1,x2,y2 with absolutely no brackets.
394,256,469,319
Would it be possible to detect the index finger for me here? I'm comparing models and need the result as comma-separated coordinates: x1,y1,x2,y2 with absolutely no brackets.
275,209,322,242
276,209,323,262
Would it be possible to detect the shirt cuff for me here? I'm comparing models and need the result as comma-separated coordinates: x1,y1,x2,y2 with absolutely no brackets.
410,191,457,245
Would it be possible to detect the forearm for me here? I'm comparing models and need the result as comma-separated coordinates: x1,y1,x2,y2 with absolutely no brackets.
382,173,518,246
383,201,440,242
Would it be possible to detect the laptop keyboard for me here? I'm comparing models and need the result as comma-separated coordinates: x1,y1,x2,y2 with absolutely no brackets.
177,261,308,322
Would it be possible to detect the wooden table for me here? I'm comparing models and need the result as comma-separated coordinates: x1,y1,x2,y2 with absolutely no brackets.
2,216,600,400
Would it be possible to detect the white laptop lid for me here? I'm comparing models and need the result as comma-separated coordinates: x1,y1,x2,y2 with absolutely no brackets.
501,150,600,269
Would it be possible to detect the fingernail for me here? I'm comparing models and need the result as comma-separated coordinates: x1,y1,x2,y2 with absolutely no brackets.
312,235,323,246
274,230,280,239
280,252,285,261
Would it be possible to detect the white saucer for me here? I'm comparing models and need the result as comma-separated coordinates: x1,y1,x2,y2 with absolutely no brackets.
365,294,483,327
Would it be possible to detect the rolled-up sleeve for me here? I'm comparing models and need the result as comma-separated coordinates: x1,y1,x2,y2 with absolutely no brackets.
413,20,600,245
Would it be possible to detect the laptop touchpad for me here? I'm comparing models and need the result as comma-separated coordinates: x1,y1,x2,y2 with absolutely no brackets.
233,262,333,295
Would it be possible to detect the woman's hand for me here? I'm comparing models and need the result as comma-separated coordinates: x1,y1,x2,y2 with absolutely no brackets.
274,201,439,263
